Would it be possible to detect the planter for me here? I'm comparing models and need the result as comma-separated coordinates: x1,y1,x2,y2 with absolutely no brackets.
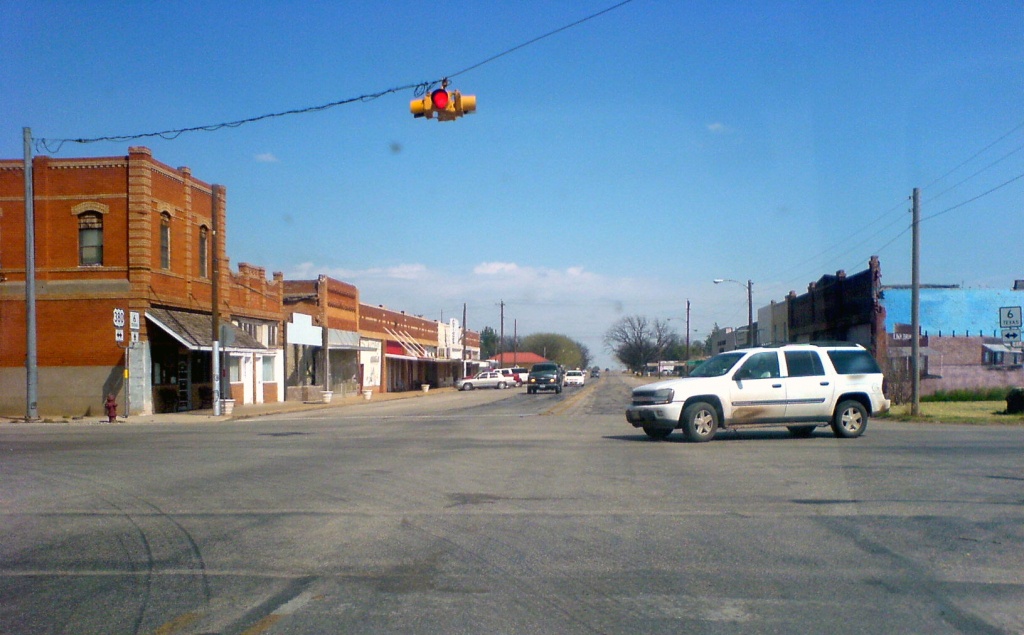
322,391,333,403
220,399,235,415
363,390,373,401
421,384,430,393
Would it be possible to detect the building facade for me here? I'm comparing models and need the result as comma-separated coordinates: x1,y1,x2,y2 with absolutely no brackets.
882,283,1024,394
0,147,284,416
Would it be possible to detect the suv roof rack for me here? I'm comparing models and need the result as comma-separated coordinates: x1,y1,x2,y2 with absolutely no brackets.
761,341,863,349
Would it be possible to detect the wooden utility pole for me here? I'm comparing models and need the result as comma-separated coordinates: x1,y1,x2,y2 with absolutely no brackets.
23,128,38,420
911,188,921,415
498,300,505,363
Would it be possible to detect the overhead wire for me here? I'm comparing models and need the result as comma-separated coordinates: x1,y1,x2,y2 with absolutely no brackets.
34,0,636,154
763,118,1024,290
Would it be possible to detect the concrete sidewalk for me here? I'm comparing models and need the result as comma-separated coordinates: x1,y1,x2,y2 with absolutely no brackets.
1,386,457,426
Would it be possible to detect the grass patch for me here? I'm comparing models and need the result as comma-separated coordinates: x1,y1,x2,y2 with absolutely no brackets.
885,401,1024,425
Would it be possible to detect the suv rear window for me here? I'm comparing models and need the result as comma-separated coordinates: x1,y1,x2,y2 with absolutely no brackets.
827,350,882,374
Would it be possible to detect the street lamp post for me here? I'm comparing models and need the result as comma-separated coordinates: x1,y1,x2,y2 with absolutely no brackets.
714,278,753,348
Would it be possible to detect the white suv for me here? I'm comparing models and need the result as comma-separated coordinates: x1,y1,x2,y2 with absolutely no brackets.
626,343,890,442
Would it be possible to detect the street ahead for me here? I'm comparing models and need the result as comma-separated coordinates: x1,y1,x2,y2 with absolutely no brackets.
2,375,1023,634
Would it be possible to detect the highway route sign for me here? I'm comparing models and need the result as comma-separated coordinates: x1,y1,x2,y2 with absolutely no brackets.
999,306,1022,329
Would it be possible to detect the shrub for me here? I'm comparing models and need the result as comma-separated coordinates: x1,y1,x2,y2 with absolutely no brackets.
1007,387,1024,414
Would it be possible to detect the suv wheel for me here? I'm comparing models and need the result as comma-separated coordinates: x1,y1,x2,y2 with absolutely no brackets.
831,400,867,438
497,381,507,389
681,401,718,442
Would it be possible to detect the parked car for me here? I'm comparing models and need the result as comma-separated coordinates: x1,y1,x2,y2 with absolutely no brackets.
526,362,564,394
499,367,529,386
564,369,586,387
457,370,511,391
626,342,890,442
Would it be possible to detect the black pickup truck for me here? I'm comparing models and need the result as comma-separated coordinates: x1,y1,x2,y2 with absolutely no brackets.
526,362,564,394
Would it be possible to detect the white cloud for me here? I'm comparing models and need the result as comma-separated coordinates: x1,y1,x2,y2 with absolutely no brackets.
707,122,730,134
254,152,279,163
474,262,521,275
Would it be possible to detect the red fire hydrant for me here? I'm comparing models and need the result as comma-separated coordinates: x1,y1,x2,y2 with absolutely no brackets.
104,394,117,423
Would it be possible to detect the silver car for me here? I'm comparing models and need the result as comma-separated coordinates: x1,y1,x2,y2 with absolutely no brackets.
457,370,511,390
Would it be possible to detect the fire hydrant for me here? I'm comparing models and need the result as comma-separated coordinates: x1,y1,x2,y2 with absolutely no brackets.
104,394,117,423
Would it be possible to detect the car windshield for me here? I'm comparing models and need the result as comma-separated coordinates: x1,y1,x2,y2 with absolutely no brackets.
533,364,558,372
689,352,745,377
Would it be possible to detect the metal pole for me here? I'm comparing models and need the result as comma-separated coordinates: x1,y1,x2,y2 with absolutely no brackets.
23,128,38,420
124,344,130,419
911,188,921,416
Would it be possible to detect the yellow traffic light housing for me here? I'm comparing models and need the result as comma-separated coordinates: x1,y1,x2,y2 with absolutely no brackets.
410,80,476,121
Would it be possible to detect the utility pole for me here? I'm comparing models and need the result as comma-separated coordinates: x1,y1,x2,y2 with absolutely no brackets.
211,185,221,416
911,188,921,416
23,128,38,420
685,299,691,363
513,319,518,366
746,280,753,347
498,300,505,364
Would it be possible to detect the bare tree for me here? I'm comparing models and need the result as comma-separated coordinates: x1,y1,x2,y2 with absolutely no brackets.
604,315,676,372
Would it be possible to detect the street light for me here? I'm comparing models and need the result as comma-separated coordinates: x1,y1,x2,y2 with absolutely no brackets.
713,278,753,348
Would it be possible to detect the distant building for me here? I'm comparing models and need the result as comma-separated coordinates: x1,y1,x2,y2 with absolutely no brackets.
488,351,549,368
882,283,1024,393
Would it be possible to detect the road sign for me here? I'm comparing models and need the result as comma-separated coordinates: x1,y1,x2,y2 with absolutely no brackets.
129,311,140,330
115,329,124,342
113,308,125,328
1003,328,1022,348
999,306,1022,328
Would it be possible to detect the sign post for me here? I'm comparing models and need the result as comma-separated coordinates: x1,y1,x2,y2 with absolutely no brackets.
1000,307,1022,350
113,308,137,419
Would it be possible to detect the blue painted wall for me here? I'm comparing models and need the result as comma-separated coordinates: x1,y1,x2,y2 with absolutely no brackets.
882,287,1023,336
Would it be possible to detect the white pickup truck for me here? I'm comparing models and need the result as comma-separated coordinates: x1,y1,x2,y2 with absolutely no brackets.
626,342,890,442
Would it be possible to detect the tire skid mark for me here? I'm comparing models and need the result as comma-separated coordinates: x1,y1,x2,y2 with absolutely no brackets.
16,467,213,634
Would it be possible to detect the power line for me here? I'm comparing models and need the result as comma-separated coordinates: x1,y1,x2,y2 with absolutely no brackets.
922,118,1024,191
763,118,1024,289
35,0,636,154
448,0,635,79
921,170,1024,223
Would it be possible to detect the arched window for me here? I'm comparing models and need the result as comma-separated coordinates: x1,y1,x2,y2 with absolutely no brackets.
78,212,103,266
198,225,209,278
160,212,171,269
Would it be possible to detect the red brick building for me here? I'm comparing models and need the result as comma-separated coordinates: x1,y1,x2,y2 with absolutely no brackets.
0,147,284,416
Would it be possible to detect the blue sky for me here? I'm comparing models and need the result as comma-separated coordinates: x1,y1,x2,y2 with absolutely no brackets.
3,1,1022,368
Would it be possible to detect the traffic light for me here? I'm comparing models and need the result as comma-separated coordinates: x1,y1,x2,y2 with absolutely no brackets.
410,82,476,121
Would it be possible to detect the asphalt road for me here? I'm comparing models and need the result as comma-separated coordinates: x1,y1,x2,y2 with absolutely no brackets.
2,374,1023,634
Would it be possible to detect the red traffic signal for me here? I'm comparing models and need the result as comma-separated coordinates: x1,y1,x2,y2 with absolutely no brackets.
410,81,476,121
430,89,450,110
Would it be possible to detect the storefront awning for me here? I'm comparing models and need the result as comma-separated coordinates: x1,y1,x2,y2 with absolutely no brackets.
983,343,1018,354
147,308,266,352
328,329,376,351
